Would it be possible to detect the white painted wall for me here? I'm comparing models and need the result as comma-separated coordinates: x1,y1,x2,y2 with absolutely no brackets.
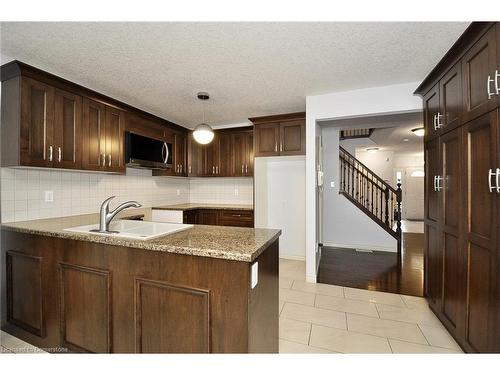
305,82,423,282
321,126,396,252
254,156,306,260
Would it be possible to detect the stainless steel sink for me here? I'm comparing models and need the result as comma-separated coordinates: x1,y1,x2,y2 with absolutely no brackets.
64,220,193,240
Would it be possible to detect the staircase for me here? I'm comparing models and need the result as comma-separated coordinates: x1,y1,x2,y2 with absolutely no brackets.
339,146,402,255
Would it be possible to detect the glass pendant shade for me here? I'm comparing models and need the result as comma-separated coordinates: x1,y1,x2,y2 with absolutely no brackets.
193,123,214,144
411,127,425,137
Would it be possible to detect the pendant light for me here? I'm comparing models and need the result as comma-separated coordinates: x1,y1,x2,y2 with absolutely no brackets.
411,127,425,137
193,92,214,144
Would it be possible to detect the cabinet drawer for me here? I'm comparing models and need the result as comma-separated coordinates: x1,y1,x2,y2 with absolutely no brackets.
218,210,254,227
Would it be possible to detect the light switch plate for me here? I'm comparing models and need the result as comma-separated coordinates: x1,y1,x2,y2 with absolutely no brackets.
44,191,54,202
251,262,258,289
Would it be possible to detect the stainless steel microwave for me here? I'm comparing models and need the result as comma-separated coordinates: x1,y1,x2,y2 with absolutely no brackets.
125,132,172,169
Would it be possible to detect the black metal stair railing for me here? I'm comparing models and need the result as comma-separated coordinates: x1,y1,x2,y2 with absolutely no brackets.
338,146,402,255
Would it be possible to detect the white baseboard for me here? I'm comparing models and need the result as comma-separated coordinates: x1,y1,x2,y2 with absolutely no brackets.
322,241,396,253
279,253,305,261
306,274,317,283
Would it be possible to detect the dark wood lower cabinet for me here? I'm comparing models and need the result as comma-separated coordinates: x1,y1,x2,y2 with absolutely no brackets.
182,209,254,228
1,230,278,353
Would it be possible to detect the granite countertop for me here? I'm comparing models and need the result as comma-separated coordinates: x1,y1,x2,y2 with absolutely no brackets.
0,213,279,262
152,203,254,211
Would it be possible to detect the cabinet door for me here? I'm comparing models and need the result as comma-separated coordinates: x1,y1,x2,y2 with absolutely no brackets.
54,89,82,169
423,84,440,141
173,132,187,175
187,133,203,176
218,133,232,177
104,107,125,173
232,132,247,177
197,210,218,225
462,27,497,122
424,137,441,309
203,136,219,176
82,99,106,171
439,128,466,334
246,132,254,175
20,77,55,167
440,63,463,132
254,123,279,157
279,120,305,155
461,111,498,353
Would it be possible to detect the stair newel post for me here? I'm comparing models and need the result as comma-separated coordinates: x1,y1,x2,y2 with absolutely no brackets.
396,182,403,258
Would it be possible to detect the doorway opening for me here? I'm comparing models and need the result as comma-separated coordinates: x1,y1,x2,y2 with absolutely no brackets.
316,112,425,296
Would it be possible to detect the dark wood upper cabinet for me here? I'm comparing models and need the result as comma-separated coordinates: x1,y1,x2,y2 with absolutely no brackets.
254,123,280,157
231,131,253,176
280,120,305,155
440,64,463,132
54,89,82,169
462,26,498,122
187,132,203,176
203,135,220,176
82,99,106,171
218,133,232,177
423,84,440,141
250,113,305,157
19,77,55,167
82,99,124,173
173,132,187,176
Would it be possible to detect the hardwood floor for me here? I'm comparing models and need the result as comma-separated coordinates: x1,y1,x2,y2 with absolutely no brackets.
317,233,424,297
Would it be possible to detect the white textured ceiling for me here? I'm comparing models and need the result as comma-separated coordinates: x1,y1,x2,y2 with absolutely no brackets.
0,22,469,128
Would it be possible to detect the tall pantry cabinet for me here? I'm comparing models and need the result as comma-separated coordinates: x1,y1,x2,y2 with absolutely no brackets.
415,22,500,353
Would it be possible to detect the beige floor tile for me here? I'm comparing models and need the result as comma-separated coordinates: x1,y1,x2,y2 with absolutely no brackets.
279,339,334,353
376,303,442,326
279,300,285,314
400,295,431,310
310,325,392,353
281,302,347,329
344,287,406,307
279,318,311,344
418,324,462,351
292,280,343,298
279,289,315,306
279,277,294,289
389,339,461,353
347,313,427,344
315,294,379,317
279,259,306,280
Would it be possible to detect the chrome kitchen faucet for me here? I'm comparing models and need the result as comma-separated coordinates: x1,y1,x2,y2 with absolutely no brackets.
91,196,142,233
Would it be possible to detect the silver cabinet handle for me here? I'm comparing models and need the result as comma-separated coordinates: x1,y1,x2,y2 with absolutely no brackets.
495,70,500,95
280,143,283,152
488,169,495,192
212,166,215,174
275,142,278,152
189,165,192,174
496,168,500,193
246,164,248,174
433,114,437,130
216,166,219,174
433,176,437,191
108,154,112,167
48,145,53,161
241,165,244,174
162,143,167,163
58,147,62,162
434,175,443,192
434,113,443,130
487,75,495,99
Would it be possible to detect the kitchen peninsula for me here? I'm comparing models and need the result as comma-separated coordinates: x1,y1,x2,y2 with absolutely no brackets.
1,211,280,353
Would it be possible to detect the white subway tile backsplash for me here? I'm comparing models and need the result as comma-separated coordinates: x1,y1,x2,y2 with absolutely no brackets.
1,167,253,223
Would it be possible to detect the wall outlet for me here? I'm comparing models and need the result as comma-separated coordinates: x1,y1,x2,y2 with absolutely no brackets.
234,188,239,196
330,181,335,188
176,189,180,196
44,191,54,202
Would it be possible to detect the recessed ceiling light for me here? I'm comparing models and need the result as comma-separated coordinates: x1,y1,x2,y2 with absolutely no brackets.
411,127,425,137
403,138,409,142
366,147,379,154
